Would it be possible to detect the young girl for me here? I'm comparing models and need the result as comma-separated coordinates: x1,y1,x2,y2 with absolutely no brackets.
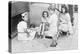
59,5,73,36
17,12,36,40
39,11,49,38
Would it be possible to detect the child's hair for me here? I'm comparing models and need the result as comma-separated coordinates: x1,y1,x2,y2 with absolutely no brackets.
48,4,56,11
61,5,68,13
42,11,49,18
30,24,35,28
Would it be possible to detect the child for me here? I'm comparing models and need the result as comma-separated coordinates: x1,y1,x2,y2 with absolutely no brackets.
17,12,33,40
59,5,73,36
45,4,58,47
39,11,49,38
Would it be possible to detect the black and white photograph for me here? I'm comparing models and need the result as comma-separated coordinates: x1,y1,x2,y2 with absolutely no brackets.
9,1,78,53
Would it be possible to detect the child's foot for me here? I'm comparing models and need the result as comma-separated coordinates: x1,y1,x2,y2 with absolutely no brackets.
50,42,57,47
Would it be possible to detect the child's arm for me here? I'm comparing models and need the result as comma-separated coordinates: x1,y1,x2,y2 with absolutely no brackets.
24,28,30,36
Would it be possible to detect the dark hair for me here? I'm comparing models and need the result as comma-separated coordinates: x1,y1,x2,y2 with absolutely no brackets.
42,11,49,18
30,24,35,28
61,5,68,13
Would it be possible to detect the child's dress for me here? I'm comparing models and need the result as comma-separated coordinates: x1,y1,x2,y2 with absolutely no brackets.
17,21,28,40
17,21,36,40
59,13,73,34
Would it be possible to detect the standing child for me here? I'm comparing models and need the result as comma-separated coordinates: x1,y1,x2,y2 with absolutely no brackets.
45,4,58,47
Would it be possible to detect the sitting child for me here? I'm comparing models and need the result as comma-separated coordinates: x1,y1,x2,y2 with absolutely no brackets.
17,12,36,40
38,11,49,39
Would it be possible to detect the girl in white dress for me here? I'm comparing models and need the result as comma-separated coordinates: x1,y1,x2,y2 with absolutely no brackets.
17,12,36,40
59,5,73,36
44,4,59,47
